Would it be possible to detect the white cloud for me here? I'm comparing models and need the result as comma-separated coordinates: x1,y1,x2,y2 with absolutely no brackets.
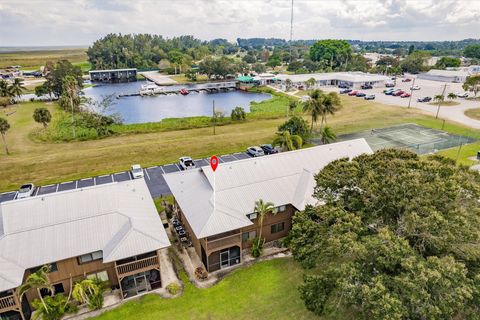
0,0,479,46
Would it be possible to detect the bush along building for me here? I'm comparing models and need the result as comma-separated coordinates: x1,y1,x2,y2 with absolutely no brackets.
0,179,170,320
164,139,372,272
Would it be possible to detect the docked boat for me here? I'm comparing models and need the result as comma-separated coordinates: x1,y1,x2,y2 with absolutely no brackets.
140,82,163,96
179,88,189,96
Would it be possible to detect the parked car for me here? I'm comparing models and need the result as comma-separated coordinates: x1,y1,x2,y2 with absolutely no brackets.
339,89,352,94
385,82,395,87
356,92,366,97
394,90,405,96
260,144,278,155
402,78,412,82
455,92,469,98
364,94,375,100
410,85,421,90
348,90,359,96
246,146,265,157
338,83,350,88
417,96,432,102
361,84,373,89
400,92,411,98
16,183,35,199
179,156,196,170
130,164,144,179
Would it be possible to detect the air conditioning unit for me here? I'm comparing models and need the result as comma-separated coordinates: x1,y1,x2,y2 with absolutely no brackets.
248,213,257,220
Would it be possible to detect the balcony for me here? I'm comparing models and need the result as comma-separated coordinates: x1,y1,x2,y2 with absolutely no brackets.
116,256,160,279
0,294,18,313
206,232,242,254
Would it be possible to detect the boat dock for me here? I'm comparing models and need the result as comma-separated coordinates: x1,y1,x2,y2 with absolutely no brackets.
118,81,238,97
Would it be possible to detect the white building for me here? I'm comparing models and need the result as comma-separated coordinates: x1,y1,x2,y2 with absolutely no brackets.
276,72,391,89
417,69,470,83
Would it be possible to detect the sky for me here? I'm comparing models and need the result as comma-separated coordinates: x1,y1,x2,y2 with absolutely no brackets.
0,0,479,46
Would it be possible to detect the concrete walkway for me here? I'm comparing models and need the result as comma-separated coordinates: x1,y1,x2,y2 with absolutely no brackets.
139,71,178,85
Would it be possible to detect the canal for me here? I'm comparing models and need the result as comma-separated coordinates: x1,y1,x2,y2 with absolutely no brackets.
83,81,271,124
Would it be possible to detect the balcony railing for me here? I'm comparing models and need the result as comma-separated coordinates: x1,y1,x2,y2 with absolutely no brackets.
206,232,242,253
116,256,160,278
0,294,18,312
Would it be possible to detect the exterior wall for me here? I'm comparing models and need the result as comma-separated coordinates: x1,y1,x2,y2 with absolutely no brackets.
89,69,137,82
176,200,202,258
24,257,118,305
241,204,295,249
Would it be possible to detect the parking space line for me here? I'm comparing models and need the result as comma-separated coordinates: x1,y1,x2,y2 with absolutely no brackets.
174,164,181,171
110,175,114,182
231,154,239,160
144,169,151,180
55,184,59,192
34,188,39,196
75,180,78,188
218,157,224,163
159,166,165,174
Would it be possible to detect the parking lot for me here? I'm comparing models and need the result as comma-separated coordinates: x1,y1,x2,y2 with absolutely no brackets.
0,152,256,203
325,76,480,130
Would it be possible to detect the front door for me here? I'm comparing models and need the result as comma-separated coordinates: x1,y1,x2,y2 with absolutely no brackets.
220,250,230,269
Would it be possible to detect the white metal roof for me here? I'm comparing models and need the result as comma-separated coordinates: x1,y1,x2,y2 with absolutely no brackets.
275,72,390,83
422,69,469,77
89,68,137,73
164,139,373,239
0,179,170,292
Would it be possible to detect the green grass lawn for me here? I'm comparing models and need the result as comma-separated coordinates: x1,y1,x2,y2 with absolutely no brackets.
93,258,321,320
465,108,480,120
0,95,478,192
169,73,210,83
428,101,460,107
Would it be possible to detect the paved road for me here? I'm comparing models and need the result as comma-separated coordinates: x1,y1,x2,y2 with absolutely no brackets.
0,152,256,204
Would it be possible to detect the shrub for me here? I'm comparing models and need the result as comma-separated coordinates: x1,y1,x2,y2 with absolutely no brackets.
251,237,264,258
166,282,180,295
31,293,78,320
230,106,246,121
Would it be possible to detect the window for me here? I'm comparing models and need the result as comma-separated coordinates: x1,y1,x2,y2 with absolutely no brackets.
271,222,285,234
247,212,257,220
273,205,287,214
242,231,256,242
78,251,103,264
87,270,109,282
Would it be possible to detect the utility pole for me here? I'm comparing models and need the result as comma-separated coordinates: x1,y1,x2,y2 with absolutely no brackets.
289,0,294,63
407,77,415,108
212,99,216,136
435,83,447,119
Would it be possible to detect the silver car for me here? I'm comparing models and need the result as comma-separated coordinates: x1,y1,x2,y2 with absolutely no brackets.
246,146,265,157
179,156,196,170
16,183,35,199
130,164,144,179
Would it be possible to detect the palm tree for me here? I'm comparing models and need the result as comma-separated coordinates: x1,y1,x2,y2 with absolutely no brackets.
9,78,26,99
33,108,52,128
288,100,298,116
18,265,54,312
254,199,275,242
447,92,457,101
0,80,9,97
302,89,323,132
284,78,293,91
272,130,303,151
72,279,105,310
304,77,316,89
0,117,10,155
320,92,341,128
434,94,445,104
319,126,336,144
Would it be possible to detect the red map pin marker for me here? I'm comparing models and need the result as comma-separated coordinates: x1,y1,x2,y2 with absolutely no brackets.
210,155,219,172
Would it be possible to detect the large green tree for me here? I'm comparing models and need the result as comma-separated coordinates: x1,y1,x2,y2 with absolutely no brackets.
309,40,352,70
400,51,431,73
44,60,83,97
272,130,303,151
434,56,461,69
464,44,480,59
463,75,480,96
8,78,26,99
289,149,480,319
278,116,310,141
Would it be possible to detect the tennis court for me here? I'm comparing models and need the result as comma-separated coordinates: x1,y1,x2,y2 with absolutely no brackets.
338,123,476,154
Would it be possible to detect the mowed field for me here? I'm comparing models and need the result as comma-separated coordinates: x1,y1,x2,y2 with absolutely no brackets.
0,96,478,192
93,258,330,320
0,48,89,70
